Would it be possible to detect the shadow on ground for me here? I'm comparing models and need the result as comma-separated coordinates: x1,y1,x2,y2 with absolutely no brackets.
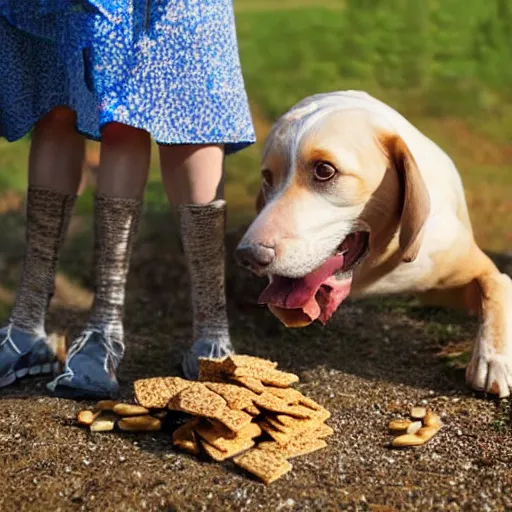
1,207,511,511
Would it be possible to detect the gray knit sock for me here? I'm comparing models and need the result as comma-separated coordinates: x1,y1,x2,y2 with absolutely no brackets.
179,199,234,379
10,187,76,337
86,195,143,352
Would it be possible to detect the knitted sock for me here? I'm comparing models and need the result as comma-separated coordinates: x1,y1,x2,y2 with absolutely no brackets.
10,187,76,337
46,195,142,399
179,199,234,378
86,195,143,352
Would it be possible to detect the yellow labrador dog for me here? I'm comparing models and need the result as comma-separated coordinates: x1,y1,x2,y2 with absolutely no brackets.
236,90,512,398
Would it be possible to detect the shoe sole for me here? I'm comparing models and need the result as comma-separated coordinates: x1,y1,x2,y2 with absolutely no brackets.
48,381,120,400
0,362,61,388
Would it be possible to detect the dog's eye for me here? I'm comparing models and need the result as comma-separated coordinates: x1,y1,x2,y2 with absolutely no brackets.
261,169,273,187
313,162,337,181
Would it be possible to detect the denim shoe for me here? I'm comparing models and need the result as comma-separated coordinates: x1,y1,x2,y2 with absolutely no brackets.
0,324,59,388
47,327,124,399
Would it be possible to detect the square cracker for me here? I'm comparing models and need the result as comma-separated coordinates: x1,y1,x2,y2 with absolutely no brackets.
264,415,289,433
233,367,299,388
229,376,265,394
195,421,261,452
201,437,255,462
233,448,292,485
134,376,190,409
265,387,324,411
260,415,325,445
244,404,261,416
206,419,236,439
168,382,226,419
204,382,258,410
276,406,331,427
198,357,229,382
259,420,296,445
223,355,278,373
253,392,315,418
258,437,327,459
215,408,253,432
312,423,334,438
172,419,201,455
274,414,327,435
264,387,303,404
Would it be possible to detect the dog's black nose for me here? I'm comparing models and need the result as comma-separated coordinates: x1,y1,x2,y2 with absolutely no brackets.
236,242,275,272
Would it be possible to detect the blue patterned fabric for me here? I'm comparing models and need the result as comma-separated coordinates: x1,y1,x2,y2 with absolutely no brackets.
0,0,255,154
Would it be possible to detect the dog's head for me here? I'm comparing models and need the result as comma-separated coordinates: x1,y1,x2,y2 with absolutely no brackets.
236,93,430,327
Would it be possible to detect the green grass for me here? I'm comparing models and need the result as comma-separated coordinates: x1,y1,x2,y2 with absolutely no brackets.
234,6,512,126
0,137,30,192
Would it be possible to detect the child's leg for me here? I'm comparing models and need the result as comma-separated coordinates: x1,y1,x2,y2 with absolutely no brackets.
158,144,232,379
0,106,84,387
48,123,150,398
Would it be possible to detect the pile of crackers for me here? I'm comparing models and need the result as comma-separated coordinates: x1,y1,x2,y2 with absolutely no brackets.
135,355,332,484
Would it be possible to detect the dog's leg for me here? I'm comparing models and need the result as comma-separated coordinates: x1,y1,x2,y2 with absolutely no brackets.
418,246,512,397
465,252,512,398
417,281,481,313
417,282,481,315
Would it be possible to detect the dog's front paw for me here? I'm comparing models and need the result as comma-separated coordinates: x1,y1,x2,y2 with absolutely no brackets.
464,270,512,398
466,352,512,398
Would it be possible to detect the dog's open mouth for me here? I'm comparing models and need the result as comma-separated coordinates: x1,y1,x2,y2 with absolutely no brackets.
258,231,369,327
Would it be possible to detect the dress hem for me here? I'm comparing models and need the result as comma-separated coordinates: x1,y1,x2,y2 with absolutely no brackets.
2,107,257,156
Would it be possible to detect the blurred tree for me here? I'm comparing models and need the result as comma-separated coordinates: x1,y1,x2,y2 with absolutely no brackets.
473,0,512,89
340,0,379,81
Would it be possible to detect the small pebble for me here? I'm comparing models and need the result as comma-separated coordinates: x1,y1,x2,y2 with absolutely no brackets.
406,421,423,435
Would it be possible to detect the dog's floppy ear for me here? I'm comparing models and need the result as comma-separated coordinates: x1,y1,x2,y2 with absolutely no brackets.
384,134,430,262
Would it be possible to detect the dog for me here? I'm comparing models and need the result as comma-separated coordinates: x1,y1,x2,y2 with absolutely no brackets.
235,90,512,398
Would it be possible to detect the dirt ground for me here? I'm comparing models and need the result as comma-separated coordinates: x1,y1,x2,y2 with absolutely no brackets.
1,212,512,512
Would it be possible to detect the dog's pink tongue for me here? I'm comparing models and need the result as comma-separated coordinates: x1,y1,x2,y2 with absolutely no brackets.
258,255,345,309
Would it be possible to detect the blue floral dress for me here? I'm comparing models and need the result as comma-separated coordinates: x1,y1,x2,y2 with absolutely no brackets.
0,0,255,154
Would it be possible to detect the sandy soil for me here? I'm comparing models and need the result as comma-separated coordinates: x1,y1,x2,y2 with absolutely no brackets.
1,218,511,512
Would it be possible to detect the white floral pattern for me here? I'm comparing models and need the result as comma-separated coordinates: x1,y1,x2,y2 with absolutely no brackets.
0,0,255,154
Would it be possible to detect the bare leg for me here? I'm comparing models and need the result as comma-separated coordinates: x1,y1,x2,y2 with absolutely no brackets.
0,106,84,387
48,123,151,398
159,144,225,205
159,144,232,379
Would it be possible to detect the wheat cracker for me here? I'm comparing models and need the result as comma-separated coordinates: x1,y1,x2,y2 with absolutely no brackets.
233,448,292,485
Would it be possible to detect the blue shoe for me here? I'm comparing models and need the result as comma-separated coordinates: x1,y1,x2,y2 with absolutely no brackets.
47,328,123,399
0,324,60,388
